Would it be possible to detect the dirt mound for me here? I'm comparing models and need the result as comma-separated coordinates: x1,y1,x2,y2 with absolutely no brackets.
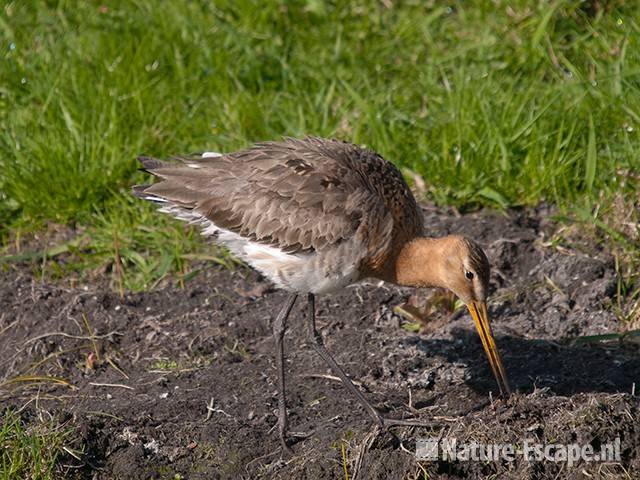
1,205,638,479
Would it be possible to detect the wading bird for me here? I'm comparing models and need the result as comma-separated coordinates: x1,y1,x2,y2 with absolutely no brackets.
133,137,510,451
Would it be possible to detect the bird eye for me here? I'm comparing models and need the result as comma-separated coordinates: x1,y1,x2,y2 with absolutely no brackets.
465,271,474,281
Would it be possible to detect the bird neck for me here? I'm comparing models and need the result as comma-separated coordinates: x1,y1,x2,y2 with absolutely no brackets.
391,237,449,288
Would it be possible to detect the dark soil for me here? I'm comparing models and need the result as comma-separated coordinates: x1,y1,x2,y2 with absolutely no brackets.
1,204,639,479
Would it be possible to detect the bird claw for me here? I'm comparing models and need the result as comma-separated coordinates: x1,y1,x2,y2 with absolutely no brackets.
380,416,439,429
279,436,293,455
279,429,314,454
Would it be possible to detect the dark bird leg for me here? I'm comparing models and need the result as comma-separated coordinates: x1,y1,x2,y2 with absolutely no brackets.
273,293,297,452
306,293,384,427
306,293,438,430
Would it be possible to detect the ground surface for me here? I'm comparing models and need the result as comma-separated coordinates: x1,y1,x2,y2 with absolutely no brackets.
1,205,639,479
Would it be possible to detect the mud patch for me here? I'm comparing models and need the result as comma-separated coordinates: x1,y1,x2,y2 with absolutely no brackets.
1,205,638,479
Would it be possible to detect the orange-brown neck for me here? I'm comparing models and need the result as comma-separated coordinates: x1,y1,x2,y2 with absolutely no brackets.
386,237,450,288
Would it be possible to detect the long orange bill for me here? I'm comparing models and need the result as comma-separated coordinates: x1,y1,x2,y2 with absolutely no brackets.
467,301,511,397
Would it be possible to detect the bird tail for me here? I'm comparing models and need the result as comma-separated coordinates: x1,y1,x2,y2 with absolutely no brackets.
131,154,222,227
132,156,172,204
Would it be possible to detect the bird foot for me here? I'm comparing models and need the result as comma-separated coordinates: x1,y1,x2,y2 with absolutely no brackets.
279,430,314,455
381,416,439,429
367,410,438,430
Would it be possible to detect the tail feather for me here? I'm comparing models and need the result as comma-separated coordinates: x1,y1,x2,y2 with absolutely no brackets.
137,155,170,173
131,184,169,204
131,184,150,198
133,152,226,211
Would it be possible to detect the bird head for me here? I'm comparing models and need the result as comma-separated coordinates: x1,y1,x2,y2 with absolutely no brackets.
394,235,511,397
439,236,511,397
437,236,490,304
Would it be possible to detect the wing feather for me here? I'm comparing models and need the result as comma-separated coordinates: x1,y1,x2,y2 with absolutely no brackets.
133,138,423,264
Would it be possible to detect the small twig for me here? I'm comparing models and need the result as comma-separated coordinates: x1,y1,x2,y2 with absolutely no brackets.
398,439,413,455
205,397,232,421
24,330,123,345
299,373,364,388
26,346,85,375
85,410,125,422
82,313,100,362
35,385,43,423
63,446,83,461
432,416,462,422
352,425,381,480
543,274,565,295
88,382,134,390
0,318,19,337
105,356,129,379
14,396,37,415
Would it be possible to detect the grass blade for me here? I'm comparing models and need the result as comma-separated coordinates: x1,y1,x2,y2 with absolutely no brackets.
1,375,75,389
585,115,597,193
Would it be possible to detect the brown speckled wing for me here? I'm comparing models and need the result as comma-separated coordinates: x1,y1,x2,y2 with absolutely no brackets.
135,137,423,264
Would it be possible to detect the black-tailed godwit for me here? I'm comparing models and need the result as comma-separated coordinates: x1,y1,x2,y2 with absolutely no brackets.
133,136,510,451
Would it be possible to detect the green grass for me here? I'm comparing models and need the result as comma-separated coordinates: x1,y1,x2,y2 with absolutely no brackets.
1,0,639,289
0,410,74,479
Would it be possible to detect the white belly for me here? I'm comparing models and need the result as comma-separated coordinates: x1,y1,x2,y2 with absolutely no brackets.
215,226,360,294
154,202,360,293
